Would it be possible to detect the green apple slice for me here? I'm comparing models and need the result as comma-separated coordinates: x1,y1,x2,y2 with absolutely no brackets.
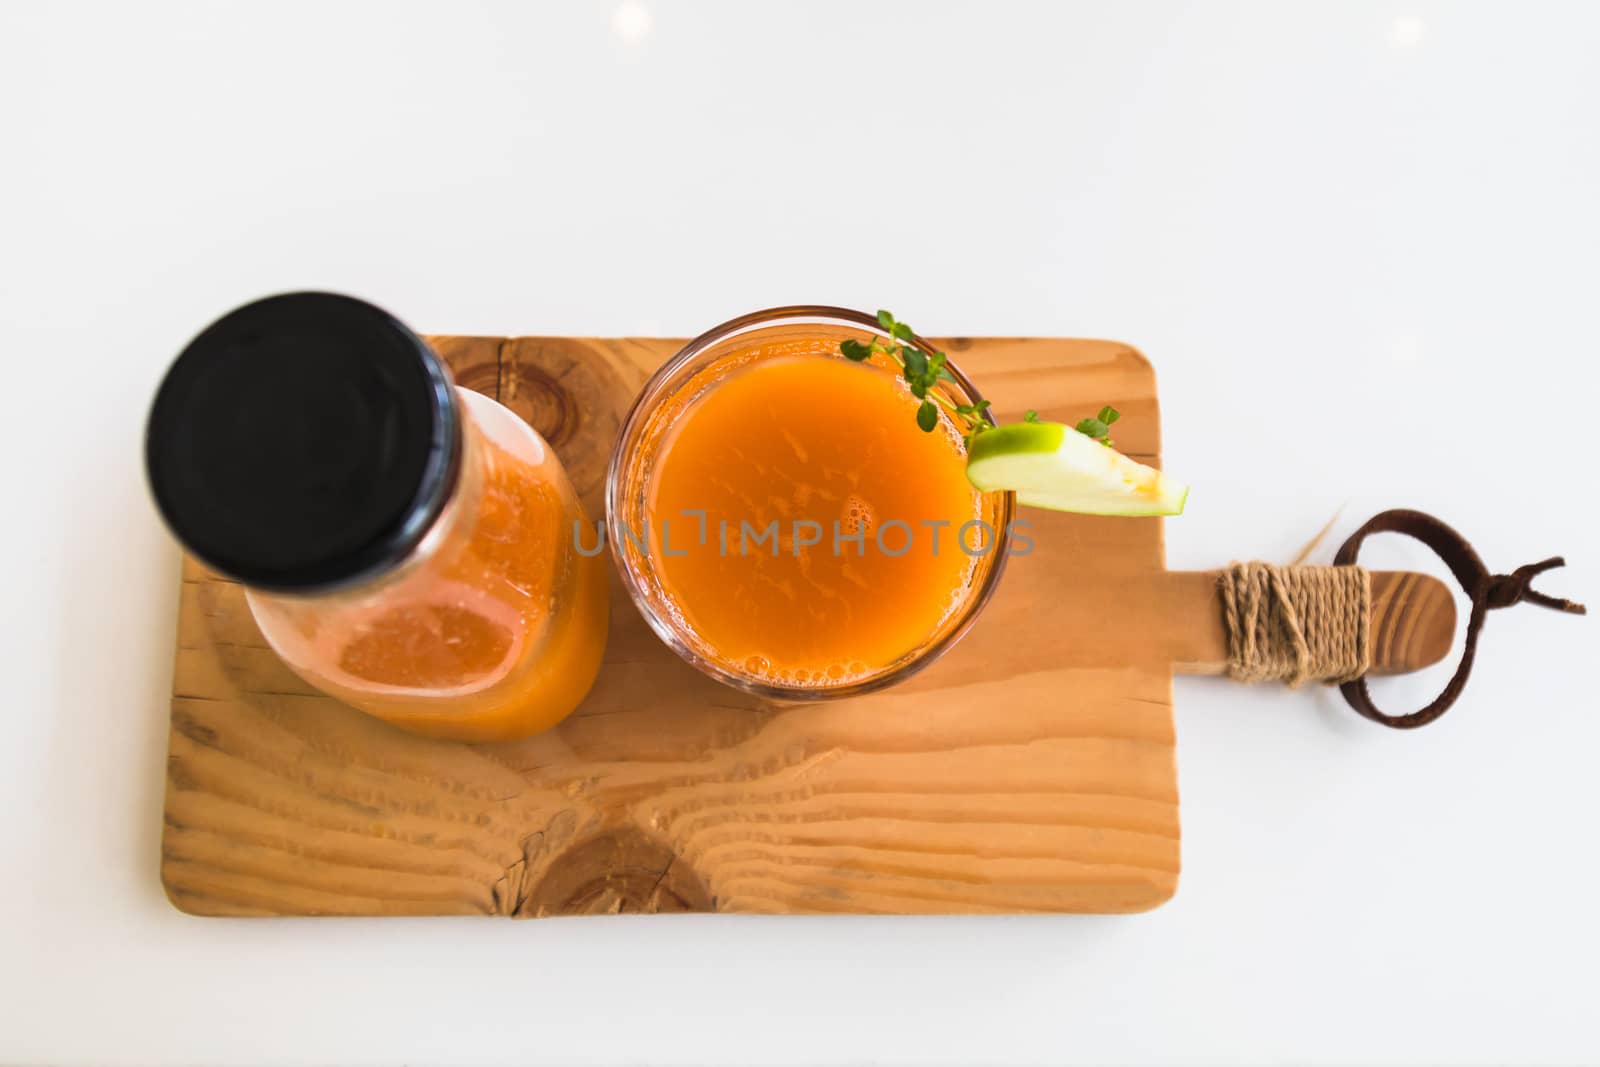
966,421,1188,516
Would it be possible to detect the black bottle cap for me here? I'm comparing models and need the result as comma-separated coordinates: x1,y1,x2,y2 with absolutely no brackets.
145,292,460,592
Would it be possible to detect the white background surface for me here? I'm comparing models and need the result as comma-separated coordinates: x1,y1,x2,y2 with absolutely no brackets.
2,2,1597,1064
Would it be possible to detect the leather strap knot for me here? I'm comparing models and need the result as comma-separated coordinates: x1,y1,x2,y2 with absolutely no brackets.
1485,557,1580,611
1334,510,1585,729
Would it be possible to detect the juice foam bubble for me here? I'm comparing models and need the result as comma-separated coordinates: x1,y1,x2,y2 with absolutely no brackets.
732,652,875,689
844,494,876,537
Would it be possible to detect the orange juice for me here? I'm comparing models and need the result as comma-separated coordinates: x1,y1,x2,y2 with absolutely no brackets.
247,390,609,741
640,337,988,687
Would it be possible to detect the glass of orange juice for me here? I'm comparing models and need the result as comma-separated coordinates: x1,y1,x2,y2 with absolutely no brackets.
607,306,1015,699
146,293,609,741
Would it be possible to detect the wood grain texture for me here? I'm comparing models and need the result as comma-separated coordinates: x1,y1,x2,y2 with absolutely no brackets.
162,336,1190,916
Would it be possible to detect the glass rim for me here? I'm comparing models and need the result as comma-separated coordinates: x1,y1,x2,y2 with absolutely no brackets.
605,305,1015,701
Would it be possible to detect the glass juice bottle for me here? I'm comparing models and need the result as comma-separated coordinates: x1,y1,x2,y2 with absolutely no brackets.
145,292,608,742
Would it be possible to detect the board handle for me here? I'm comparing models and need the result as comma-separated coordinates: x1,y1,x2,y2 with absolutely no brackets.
1157,510,1583,728
1164,569,1456,678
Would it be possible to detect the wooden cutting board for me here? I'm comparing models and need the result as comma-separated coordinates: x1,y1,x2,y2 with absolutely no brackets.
160,335,1449,918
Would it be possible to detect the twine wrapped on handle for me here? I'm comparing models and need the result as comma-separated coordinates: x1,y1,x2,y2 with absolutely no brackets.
1219,563,1371,686
1218,509,1585,729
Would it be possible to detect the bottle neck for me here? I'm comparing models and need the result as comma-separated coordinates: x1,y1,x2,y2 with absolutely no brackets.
386,397,483,587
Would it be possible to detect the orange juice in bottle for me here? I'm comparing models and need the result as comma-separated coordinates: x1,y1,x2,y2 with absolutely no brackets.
146,292,607,741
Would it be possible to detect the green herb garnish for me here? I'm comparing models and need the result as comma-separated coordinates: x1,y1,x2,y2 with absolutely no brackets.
840,310,991,446
840,310,1120,450
1074,405,1120,447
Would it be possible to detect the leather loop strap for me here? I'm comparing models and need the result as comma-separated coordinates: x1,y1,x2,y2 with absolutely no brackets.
1333,509,1585,729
